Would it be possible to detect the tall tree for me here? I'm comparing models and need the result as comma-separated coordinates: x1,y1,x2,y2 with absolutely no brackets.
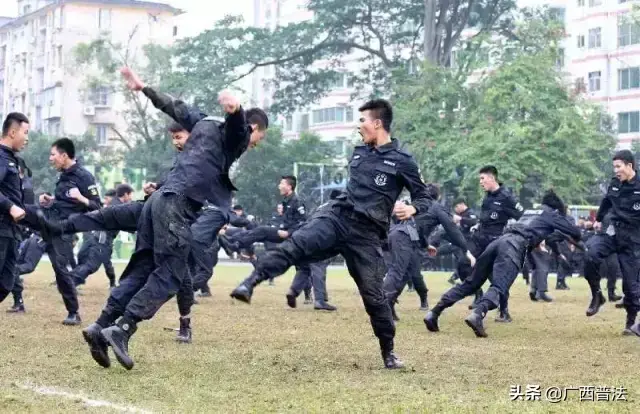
72,29,188,181
173,0,516,114
394,10,616,207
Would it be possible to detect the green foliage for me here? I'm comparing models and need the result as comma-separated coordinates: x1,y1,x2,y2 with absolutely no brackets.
394,11,616,208
172,0,517,115
232,129,337,221
21,132,116,195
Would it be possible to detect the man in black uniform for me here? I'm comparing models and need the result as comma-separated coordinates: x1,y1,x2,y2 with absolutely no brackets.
383,185,473,321
230,99,432,369
223,176,307,252
38,138,102,325
0,113,29,305
462,166,523,321
581,151,640,337
594,213,623,302
444,199,478,285
71,184,133,288
425,190,582,337
80,67,268,370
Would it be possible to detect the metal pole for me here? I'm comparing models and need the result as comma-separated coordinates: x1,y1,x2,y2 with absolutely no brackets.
293,162,298,193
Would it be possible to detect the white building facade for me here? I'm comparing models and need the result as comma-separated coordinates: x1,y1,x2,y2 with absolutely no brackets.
0,0,181,145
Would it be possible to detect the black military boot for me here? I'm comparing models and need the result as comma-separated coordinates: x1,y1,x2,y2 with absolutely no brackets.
529,291,538,302
314,301,337,311
536,292,553,302
62,313,82,326
424,310,440,332
629,321,640,337
494,308,512,323
196,290,212,298
465,310,488,338
586,291,606,317
101,318,137,370
381,346,405,369
230,273,262,304
303,289,313,305
608,290,622,302
6,303,25,313
176,317,192,344
82,323,110,368
623,312,637,336
419,296,429,311
285,289,297,308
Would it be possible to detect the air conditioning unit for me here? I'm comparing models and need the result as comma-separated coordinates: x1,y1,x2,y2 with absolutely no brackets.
83,106,95,116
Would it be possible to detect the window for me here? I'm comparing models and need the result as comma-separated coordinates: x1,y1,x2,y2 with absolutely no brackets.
285,115,293,131
23,5,32,15
618,16,640,47
327,138,347,157
312,107,352,125
618,111,640,133
588,71,601,92
619,67,640,90
96,124,109,145
577,35,585,48
37,69,44,90
56,46,62,68
328,73,348,89
577,0,585,5
589,0,602,6
173,26,178,37
35,107,42,131
0,46,5,68
588,28,601,48
346,107,353,123
90,86,110,106
98,9,111,30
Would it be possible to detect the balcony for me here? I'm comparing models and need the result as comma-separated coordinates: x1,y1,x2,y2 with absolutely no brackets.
44,103,61,119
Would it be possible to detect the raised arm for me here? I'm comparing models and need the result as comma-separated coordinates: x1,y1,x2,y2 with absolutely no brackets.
121,67,206,132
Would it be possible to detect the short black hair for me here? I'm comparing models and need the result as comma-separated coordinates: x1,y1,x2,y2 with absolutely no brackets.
453,198,466,207
425,183,440,200
358,99,393,133
105,189,117,197
232,204,243,211
613,150,635,169
51,137,76,159
281,175,297,191
116,183,134,198
168,122,186,133
541,189,565,215
2,112,29,137
246,108,269,130
479,165,498,178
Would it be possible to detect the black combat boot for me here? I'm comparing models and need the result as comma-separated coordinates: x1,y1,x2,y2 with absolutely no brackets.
82,323,110,368
586,291,606,317
176,317,192,344
101,318,137,370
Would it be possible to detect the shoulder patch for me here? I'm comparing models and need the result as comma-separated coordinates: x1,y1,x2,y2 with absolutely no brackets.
88,184,99,196
515,203,523,212
297,205,306,215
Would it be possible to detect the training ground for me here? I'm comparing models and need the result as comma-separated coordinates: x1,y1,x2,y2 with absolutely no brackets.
1,263,638,413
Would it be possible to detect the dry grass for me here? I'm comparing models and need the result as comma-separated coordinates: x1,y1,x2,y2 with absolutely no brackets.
1,263,639,413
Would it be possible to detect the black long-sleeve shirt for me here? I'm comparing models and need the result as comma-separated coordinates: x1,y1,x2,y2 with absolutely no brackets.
416,203,467,250
478,186,523,237
281,194,306,233
595,175,640,227
509,206,582,249
338,139,431,235
142,87,250,209
50,163,102,219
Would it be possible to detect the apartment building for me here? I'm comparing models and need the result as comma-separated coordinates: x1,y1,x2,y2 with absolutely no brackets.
0,0,181,146
251,0,360,159
566,0,640,148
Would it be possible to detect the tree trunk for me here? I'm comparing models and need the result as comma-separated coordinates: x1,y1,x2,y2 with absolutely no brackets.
424,0,438,64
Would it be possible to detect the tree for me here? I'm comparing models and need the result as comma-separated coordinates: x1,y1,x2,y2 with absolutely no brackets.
394,10,616,208
21,132,113,195
232,129,337,221
72,29,186,180
173,0,517,114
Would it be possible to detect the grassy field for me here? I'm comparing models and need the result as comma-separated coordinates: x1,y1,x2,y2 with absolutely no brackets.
1,263,639,413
